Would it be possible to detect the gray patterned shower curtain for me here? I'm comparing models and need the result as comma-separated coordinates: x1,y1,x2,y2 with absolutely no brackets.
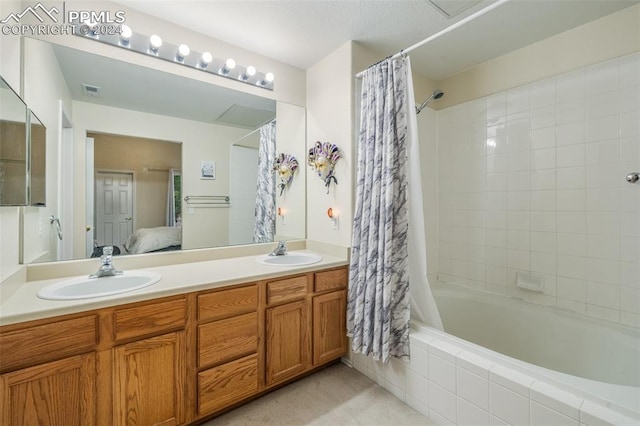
347,57,411,362
253,120,276,243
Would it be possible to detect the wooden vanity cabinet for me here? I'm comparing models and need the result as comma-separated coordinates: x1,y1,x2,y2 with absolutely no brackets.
265,275,312,387
0,314,99,425
196,284,259,417
110,297,188,426
313,268,348,366
0,265,349,425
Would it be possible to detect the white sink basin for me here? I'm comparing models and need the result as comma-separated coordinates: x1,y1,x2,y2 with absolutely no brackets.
37,271,161,300
256,252,322,267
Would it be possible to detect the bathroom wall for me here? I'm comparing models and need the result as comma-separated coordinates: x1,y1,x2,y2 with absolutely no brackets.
436,52,640,328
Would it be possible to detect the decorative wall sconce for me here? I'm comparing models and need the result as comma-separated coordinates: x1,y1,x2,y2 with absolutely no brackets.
273,153,299,196
327,207,340,230
308,141,342,193
277,207,286,223
74,24,275,90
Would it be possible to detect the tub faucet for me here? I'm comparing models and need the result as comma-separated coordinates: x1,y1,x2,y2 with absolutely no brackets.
90,246,123,278
270,240,288,256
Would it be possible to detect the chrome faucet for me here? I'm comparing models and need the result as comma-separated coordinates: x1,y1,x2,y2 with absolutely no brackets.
270,240,288,256
90,246,123,278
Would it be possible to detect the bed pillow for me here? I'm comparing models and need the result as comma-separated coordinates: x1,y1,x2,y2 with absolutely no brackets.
124,226,182,254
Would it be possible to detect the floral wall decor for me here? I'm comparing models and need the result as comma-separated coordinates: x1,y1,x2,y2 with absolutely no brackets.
307,141,342,193
273,153,299,196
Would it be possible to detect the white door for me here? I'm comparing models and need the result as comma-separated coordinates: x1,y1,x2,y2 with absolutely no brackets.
228,145,258,245
86,137,94,257
95,171,134,247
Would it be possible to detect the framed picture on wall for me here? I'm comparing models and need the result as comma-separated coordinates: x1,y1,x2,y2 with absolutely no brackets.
200,160,216,180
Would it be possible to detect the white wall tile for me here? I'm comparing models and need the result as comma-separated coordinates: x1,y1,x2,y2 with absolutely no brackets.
531,402,579,426
457,367,489,410
406,367,430,408
490,382,530,426
429,353,456,393
458,397,491,426
429,381,457,424
557,167,585,189
530,381,583,420
557,145,586,167
557,276,587,303
436,55,640,330
489,365,534,396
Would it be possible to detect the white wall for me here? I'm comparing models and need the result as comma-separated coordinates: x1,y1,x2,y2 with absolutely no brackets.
21,37,73,263
436,52,640,329
306,42,355,247
275,102,306,240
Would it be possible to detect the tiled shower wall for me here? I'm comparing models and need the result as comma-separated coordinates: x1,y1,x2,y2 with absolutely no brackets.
436,53,640,328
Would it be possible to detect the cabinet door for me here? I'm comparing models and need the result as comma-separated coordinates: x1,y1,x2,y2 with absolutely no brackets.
313,290,347,365
113,332,186,426
265,300,311,386
0,353,95,426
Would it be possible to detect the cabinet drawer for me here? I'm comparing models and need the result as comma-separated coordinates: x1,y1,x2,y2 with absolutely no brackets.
267,275,308,305
198,353,258,416
0,315,97,373
114,298,186,341
198,312,258,369
314,268,348,293
198,284,257,322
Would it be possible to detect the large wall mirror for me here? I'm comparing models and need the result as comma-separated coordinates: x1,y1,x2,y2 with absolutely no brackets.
22,38,306,263
0,77,28,206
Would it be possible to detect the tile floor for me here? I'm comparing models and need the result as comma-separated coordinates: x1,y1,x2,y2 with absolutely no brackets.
202,362,430,425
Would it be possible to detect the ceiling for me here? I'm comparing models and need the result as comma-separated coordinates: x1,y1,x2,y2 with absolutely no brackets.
51,43,276,128
117,0,640,81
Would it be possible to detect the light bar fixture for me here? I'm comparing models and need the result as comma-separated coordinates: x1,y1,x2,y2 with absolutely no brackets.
74,24,275,90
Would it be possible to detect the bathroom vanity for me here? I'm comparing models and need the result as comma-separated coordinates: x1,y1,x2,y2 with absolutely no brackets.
0,256,348,425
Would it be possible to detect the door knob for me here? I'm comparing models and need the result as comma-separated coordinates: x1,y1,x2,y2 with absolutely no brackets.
626,172,639,183
86,226,91,232
125,217,132,221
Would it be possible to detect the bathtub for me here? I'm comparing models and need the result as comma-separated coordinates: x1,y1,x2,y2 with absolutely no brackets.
350,282,640,425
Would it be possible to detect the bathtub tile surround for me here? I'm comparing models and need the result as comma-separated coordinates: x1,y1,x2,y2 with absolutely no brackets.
351,328,640,426
437,52,640,328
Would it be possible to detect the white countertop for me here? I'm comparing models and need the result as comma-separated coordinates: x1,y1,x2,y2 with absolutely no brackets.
0,250,348,327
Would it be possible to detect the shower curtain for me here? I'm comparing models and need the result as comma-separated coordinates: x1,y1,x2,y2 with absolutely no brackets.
253,120,276,243
348,56,442,363
166,168,180,227
348,57,411,362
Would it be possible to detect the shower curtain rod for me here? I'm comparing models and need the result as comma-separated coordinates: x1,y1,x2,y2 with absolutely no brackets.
231,117,275,146
355,0,511,78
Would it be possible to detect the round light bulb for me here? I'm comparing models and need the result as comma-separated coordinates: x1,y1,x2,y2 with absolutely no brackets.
201,52,213,65
225,58,236,70
120,25,132,40
246,66,256,77
265,72,275,83
178,44,190,57
150,35,163,49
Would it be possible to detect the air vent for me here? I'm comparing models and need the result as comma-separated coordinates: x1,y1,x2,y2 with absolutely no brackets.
82,83,101,97
428,0,482,18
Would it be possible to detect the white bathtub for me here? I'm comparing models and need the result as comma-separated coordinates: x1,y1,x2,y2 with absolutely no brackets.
350,283,640,425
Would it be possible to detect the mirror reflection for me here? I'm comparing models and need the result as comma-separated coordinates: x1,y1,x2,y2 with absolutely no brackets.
22,38,306,262
0,77,28,206
29,111,46,207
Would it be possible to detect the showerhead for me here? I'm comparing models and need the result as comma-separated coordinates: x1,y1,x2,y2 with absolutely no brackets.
416,89,445,114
